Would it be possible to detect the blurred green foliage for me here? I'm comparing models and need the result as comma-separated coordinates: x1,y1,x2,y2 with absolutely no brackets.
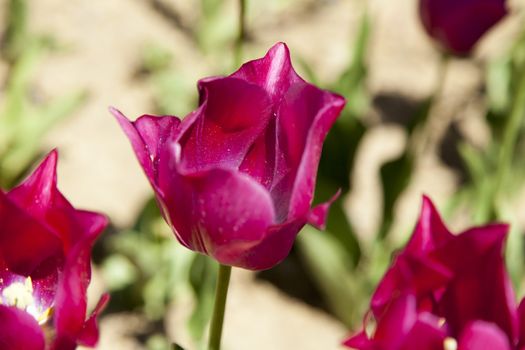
0,0,86,188
454,25,525,289
138,42,197,117
297,10,370,326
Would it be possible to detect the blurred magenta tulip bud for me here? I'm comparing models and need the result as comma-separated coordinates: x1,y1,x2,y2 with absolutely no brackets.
344,196,520,349
0,150,108,350
419,0,508,55
113,42,345,270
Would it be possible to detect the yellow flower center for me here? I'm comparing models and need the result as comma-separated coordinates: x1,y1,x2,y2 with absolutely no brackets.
444,337,458,350
0,276,53,325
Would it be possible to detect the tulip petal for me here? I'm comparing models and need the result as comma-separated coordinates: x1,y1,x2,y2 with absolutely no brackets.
401,314,447,350
180,77,273,172
53,241,93,346
307,189,341,230
7,150,58,212
436,224,517,341
7,151,107,252
228,219,306,270
238,118,277,189
344,294,446,350
73,210,109,242
519,298,525,348
406,195,453,252
343,331,376,350
78,293,110,347
374,294,418,345
371,253,452,317
458,321,511,350
272,83,345,221
0,305,45,350
157,155,277,267
111,107,181,187
0,190,62,275
231,42,303,102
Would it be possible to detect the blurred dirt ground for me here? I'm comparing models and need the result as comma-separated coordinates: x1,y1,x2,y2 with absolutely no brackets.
2,0,524,349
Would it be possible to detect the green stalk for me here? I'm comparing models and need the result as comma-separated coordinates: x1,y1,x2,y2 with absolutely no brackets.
491,67,525,219
234,0,247,67
378,54,449,240
412,53,449,155
208,264,232,350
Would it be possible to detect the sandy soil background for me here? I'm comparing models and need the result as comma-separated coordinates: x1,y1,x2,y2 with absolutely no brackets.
2,0,525,349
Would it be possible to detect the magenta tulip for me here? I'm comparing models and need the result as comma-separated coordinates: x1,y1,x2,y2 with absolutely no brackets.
419,0,507,55
112,42,345,270
345,196,518,349
0,150,108,350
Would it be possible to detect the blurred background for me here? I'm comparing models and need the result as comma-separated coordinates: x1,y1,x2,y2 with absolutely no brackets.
1,0,525,349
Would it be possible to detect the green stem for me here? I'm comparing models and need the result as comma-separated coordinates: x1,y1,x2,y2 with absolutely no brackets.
378,54,449,240
234,0,247,67
412,53,449,155
3,0,28,63
491,67,525,219
208,264,232,350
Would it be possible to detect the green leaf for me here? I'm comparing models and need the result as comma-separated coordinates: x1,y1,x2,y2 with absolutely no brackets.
335,10,371,120
378,152,414,238
101,254,138,290
0,89,87,186
297,226,368,327
2,0,28,62
187,255,216,342
487,57,512,114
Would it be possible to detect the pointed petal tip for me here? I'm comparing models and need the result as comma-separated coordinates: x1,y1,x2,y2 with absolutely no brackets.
42,149,59,168
93,292,110,315
110,108,142,146
26,149,59,188
334,93,346,107
77,293,110,347
421,193,434,206
420,194,440,218
267,41,292,64
89,212,110,236
109,106,130,124
269,41,289,53
307,189,341,230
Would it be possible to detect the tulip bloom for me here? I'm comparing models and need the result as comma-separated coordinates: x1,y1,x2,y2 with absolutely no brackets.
419,0,507,55
345,196,518,349
0,150,108,350
113,42,344,270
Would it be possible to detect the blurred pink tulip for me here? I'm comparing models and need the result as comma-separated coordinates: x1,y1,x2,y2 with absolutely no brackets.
345,196,519,349
0,150,108,350
419,0,507,55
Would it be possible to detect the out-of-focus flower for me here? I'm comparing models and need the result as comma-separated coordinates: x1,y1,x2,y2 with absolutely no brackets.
113,42,345,270
345,196,518,349
0,150,108,350
419,0,508,55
